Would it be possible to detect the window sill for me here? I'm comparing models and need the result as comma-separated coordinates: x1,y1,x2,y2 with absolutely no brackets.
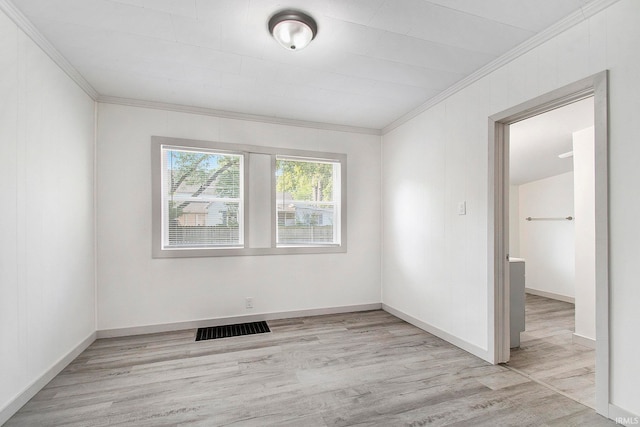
152,244,346,258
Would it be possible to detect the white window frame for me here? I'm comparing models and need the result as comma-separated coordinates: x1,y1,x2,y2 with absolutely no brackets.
275,156,342,248
161,145,245,249
152,136,346,258
152,137,249,258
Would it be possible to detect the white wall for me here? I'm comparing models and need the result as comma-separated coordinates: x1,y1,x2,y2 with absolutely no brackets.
382,0,640,416
96,103,381,331
0,9,96,421
573,127,596,341
509,185,520,257
518,172,575,299
382,94,489,356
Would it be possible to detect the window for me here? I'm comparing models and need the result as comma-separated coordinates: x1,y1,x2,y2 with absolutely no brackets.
152,136,346,257
275,157,341,246
161,146,244,249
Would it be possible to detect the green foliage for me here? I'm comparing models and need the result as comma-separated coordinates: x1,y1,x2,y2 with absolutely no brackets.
167,150,241,223
170,151,240,197
170,152,208,190
276,160,334,202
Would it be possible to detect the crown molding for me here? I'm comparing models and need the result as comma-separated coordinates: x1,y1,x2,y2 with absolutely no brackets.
0,0,99,100
97,96,382,136
381,0,621,135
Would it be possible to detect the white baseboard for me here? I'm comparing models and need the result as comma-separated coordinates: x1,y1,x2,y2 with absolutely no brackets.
608,403,640,426
572,333,596,349
0,331,96,426
381,303,490,363
525,287,575,304
97,303,383,338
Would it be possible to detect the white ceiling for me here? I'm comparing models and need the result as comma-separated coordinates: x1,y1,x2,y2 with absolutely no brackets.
509,97,594,186
9,0,595,131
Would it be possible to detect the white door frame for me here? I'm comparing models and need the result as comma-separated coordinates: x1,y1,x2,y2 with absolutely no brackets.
488,71,609,416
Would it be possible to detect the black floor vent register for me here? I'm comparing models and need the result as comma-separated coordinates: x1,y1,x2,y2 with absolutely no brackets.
195,321,270,341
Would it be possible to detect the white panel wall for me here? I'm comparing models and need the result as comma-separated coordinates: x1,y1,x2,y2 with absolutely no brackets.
509,185,520,257
0,10,96,419
573,127,596,341
96,104,381,331
381,94,488,354
382,0,640,416
518,172,575,299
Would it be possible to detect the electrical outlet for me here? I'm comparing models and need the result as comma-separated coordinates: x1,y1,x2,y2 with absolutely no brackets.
245,297,253,309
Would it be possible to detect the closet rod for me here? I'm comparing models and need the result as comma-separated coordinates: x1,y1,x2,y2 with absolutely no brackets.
525,216,573,221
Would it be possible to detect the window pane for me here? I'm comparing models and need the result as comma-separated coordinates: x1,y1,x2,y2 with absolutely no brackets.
168,201,240,247
275,159,334,202
276,158,339,246
163,148,243,248
167,150,241,199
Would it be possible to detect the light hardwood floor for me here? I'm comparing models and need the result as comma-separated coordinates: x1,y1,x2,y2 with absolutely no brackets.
508,293,596,409
7,309,612,426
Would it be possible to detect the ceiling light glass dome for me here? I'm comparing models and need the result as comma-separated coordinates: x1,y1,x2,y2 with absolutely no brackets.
269,10,317,51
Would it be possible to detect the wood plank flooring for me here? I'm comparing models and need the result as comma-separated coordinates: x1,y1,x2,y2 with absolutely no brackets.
7,309,612,426
507,293,596,409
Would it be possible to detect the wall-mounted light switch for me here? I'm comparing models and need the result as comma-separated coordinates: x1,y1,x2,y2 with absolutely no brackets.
457,201,466,215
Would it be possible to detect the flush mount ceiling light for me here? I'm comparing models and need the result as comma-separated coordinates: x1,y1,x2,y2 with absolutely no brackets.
268,10,317,51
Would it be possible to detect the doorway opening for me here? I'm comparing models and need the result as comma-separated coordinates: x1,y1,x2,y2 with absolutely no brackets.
507,97,596,408
488,71,609,416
